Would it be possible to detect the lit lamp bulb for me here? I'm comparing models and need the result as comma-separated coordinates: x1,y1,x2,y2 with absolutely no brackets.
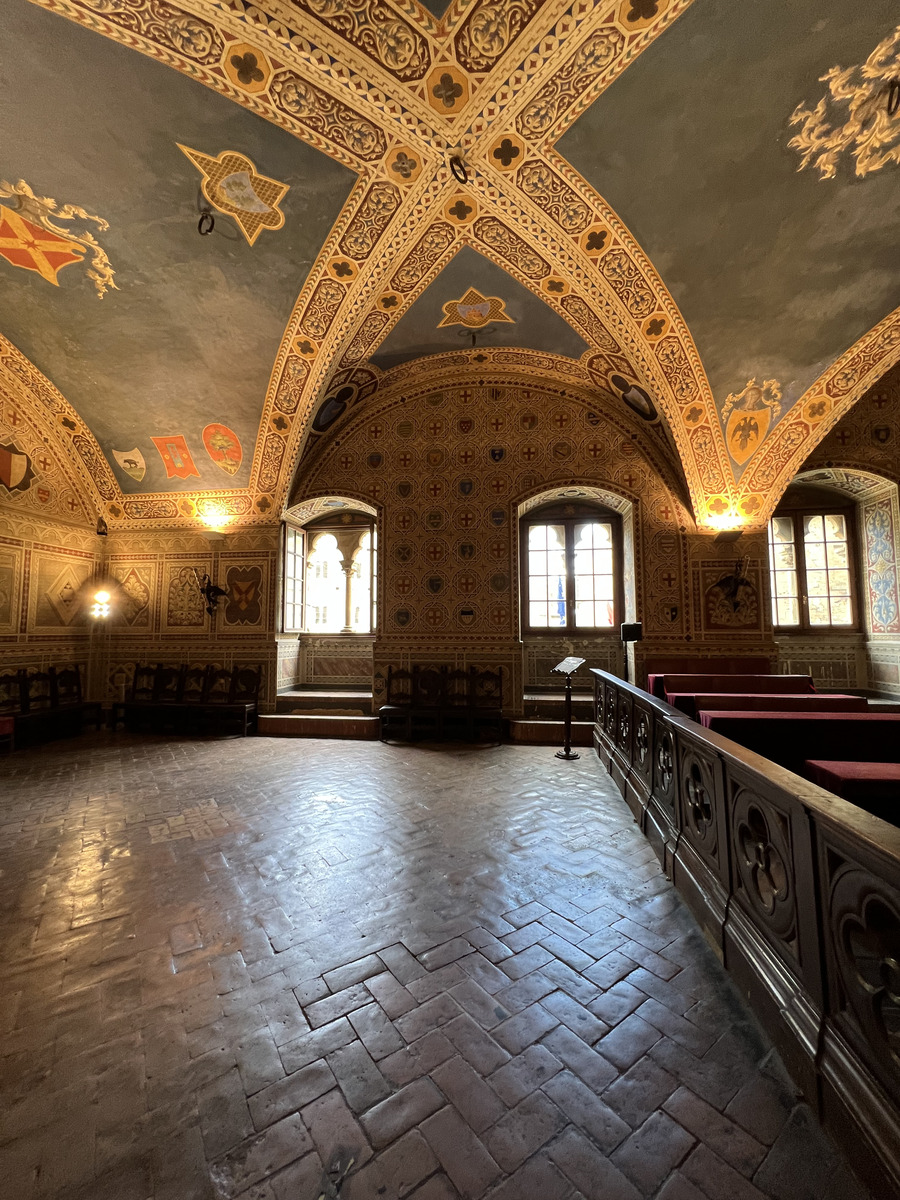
90,589,111,620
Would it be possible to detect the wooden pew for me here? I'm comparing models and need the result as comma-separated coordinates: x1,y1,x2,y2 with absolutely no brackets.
123,664,261,736
804,760,900,822
379,665,504,744
698,711,900,777
668,692,866,720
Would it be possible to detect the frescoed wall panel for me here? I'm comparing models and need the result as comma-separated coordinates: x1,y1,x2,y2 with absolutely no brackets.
863,493,900,636
30,550,94,633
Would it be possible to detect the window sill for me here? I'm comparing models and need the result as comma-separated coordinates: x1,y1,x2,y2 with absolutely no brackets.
297,632,376,641
523,628,621,637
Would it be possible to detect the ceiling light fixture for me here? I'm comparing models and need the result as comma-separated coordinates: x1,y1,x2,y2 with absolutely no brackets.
449,153,468,184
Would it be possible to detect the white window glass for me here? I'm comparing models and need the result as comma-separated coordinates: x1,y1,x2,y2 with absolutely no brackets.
527,523,566,627
804,512,852,626
769,510,853,630
573,522,615,628
305,533,343,632
768,517,799,627
350,532,372,633
283,525,304,632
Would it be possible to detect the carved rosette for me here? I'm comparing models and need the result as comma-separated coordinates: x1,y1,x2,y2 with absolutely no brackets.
732,789,796,949
616,694,631,751
830,865,900,1083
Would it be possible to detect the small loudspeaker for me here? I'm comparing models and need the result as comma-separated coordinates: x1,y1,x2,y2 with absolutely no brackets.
620,622,643,642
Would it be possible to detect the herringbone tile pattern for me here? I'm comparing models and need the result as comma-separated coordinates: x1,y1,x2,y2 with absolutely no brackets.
0,735,869,1200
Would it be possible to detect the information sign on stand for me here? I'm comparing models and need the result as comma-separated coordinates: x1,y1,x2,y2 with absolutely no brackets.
551,656,586,760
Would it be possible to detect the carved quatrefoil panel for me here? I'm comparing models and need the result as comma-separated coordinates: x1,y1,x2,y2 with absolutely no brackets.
732,788,797,950
831,865,900,1083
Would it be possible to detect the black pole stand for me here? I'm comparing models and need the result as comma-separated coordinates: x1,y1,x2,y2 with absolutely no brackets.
555,670,580,761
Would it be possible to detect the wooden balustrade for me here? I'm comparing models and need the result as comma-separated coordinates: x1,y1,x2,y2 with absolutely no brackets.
591,667,900,1199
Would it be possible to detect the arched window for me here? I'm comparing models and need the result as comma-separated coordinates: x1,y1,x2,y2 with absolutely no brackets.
767,486,858,631
283,512,376,634
521,502,623,632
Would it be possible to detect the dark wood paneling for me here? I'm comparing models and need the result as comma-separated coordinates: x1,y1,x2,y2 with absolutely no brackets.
590,667,900,1199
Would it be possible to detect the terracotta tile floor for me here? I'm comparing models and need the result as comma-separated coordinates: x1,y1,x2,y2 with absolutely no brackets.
0,734,871,1200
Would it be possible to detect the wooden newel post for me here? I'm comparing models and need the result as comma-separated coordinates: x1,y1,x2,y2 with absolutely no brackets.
551,656,585,762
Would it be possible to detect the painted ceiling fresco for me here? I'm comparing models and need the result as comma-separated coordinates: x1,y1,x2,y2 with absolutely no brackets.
559,0,900,476
370,247,589,369
1,0,354,493
2,0,898,530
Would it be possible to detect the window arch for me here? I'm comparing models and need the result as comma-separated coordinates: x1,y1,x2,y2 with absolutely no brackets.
520,501,623,632
283,510,377,634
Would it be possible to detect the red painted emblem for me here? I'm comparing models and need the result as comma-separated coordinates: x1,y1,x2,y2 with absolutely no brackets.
151,435,200,480
202,423,243,476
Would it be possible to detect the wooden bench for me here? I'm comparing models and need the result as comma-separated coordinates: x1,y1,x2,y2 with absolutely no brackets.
645,657,773,698
0,665,92,749
803,760,900,822
667,692,866,720
657,672,816,700
124,664,261,736
379,665,503,744
698,711,900,777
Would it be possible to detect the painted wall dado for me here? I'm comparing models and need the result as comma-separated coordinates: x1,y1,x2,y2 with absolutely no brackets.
97,526,279,707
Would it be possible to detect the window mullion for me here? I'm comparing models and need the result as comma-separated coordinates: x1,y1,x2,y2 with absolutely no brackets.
796,523,810,630
565,522,576,632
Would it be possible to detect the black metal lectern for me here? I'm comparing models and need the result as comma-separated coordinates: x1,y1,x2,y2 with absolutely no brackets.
551,656,586,761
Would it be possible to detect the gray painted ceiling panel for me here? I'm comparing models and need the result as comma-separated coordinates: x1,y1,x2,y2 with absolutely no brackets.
0,0,355,492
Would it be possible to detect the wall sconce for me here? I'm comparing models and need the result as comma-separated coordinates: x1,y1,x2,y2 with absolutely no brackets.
90,589,111,620
195,570,228,616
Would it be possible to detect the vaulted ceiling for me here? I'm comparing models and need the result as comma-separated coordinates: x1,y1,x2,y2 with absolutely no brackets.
1,0,898,530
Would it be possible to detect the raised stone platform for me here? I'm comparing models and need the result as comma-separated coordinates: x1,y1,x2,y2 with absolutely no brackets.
259,712,380,739
508,719,594,746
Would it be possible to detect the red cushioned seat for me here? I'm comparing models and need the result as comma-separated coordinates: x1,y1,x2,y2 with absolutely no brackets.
805,760,900,797
645,658,772,697
670,692,865,719
0,715,13,753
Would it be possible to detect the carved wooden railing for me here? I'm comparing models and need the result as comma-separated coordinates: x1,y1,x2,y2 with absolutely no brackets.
591,668,900,1199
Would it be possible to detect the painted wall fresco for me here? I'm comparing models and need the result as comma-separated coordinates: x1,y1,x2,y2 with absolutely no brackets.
292,371,775,707
0,507,97,678
97,526,280,708
801,359,900,486
863,493,900,635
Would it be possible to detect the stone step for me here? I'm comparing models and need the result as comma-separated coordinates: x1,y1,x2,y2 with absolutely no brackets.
259,713,380,740
508,718,594,746
275,688,373,716
521,693,594,720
